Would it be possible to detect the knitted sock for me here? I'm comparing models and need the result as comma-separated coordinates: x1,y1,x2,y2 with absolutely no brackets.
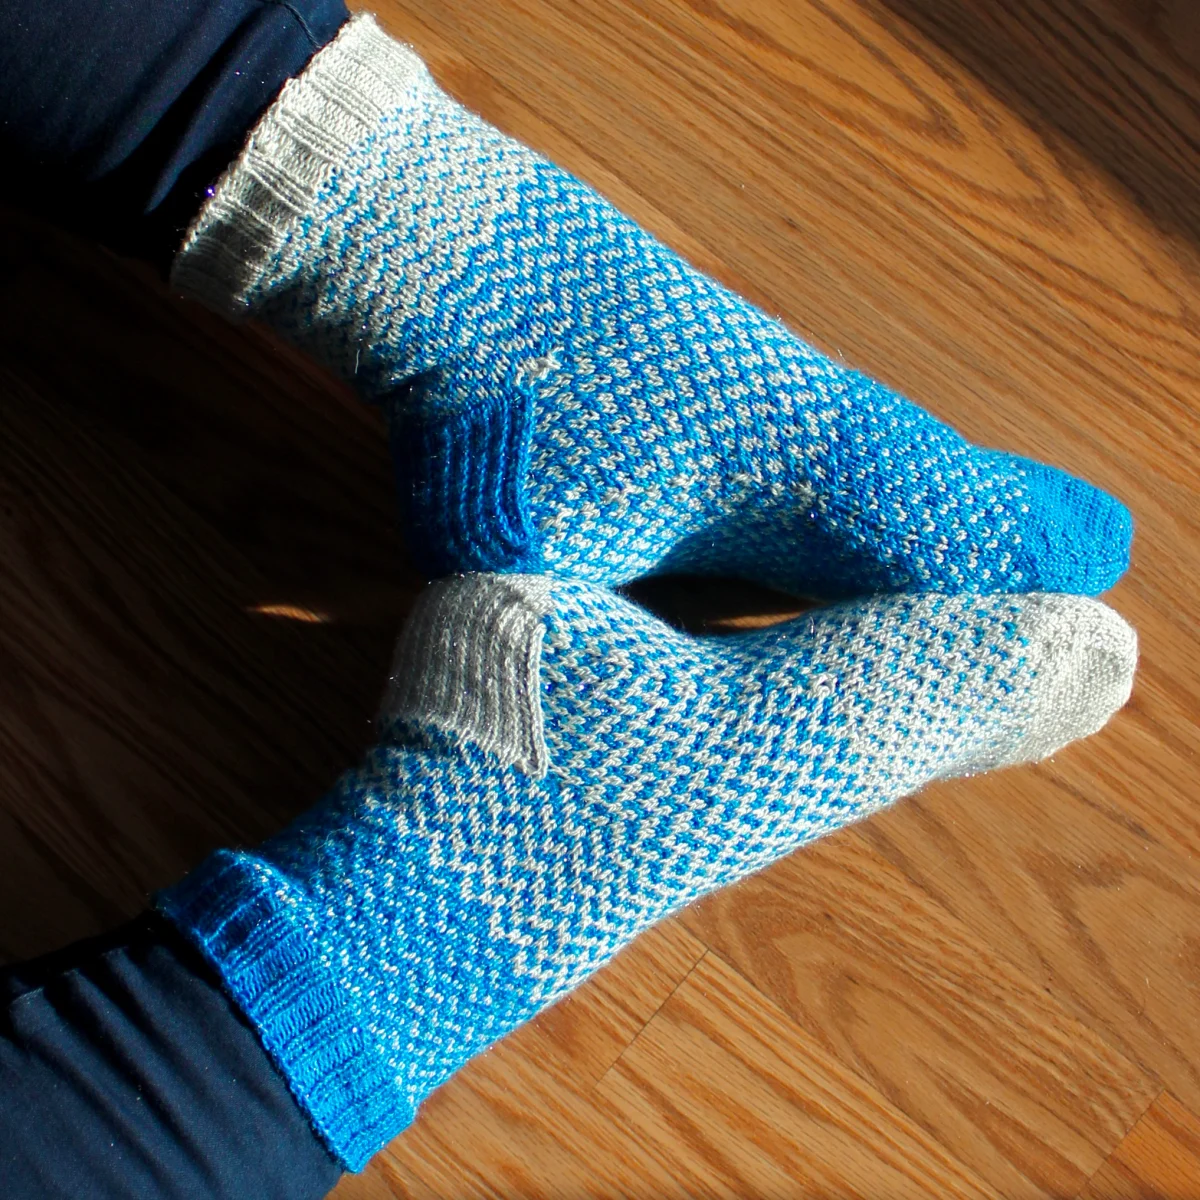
159,574,1135,1169
172,15,1130,599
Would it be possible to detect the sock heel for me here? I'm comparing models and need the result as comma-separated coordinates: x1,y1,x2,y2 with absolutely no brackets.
380,574,554,775
387,362,543,577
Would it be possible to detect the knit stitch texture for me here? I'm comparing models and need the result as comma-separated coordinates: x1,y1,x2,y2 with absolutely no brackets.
173,14,1131,599
159,574,1136,1169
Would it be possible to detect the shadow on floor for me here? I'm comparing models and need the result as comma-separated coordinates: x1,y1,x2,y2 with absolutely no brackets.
877,0,1200,253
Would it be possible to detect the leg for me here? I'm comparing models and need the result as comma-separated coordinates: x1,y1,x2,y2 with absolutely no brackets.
170,16,1133,598
0,913,341,1199
161,575,1136,1170
0,578,1136,1182
0,0,349,264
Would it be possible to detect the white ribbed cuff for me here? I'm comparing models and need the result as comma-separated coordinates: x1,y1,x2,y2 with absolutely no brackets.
170,12,433,317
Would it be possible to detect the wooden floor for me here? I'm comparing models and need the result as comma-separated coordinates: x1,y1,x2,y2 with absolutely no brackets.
1,0,1198,1195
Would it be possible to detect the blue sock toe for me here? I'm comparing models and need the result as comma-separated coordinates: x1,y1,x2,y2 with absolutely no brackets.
1000,454,1133,594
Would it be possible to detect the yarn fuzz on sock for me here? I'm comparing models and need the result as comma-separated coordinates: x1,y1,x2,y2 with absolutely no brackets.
171,14,1131,599
159,574,1135,1169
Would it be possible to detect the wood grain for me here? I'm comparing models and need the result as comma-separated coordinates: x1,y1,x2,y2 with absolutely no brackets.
684,831,1157,1197
2,0,1199,1193
505,918,708,1094
1078,1093,1200,1200
384,1031,697,1199
593,953,1000,1198
856,766,1200,1118
331,1158,434,1200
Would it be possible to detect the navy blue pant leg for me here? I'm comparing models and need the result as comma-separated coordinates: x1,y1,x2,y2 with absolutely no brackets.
0,6,356,1192
0,913,343,1199
0,0,350,264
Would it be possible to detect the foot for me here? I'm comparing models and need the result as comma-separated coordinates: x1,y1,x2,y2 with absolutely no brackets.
160,574,1136,1167
172,15,1132,598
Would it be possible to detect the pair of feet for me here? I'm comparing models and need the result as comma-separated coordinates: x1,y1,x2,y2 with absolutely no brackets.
162,15,1137,1171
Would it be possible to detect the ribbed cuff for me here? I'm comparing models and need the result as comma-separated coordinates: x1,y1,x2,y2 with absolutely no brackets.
169,12,433,318
156,850,415,1171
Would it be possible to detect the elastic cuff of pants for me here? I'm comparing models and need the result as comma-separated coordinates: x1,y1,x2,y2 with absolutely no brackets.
171,13,431,317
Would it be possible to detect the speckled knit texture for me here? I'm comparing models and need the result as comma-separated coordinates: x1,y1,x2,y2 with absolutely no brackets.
158,575,1136,1170
172,14,1131,599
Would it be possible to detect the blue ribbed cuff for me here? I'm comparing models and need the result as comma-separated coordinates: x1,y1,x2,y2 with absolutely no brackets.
156,851,416,1171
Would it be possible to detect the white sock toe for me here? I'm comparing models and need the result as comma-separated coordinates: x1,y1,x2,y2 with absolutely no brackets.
960,593,1136,775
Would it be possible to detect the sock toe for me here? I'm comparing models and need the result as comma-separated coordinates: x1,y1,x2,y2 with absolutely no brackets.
1005,456,1133,595
984,594,1136,772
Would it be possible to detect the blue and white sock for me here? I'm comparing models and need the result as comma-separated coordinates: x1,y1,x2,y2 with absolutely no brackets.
172,15,1131,599
159,574,1135,1169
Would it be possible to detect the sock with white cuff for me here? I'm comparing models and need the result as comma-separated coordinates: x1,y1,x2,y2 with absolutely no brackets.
170,14,1132,599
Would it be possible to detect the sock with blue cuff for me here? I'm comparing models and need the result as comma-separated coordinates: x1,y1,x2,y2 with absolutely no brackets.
158,574,1136,1169
171,14,1132,599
